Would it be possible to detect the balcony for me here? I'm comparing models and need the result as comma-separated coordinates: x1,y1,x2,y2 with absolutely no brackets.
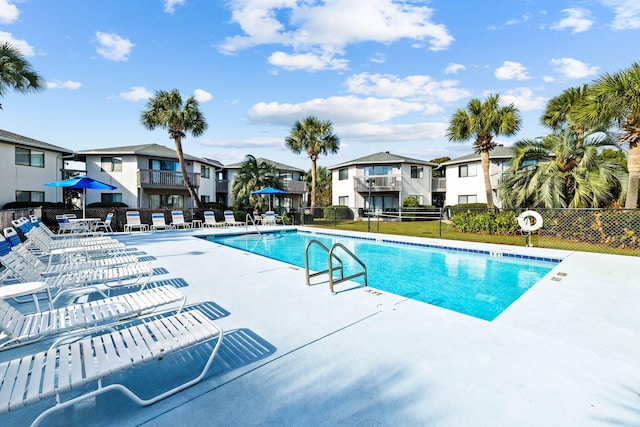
354,175,402,192
216,179,229,193
432,177,446,192
281,180,308,194
137,169,200,189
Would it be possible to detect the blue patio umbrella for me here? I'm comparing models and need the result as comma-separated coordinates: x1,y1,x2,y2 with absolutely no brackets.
45,176,118,217
251,186,288,211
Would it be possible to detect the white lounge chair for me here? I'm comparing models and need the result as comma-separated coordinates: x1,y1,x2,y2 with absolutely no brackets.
224,210,245,226
150,213,172,231
3,227,139,274
171,210,192,229
93,212,114,233
262,211,285,225
0,236,153,303
0,309,223,426
203,211,223,227
0,284,185,350
124,211,149,232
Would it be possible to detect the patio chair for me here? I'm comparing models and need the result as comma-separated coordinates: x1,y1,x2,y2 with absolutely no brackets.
93,212,114,233
224,210,245,226
151,213,172,231
0,309,223,427
203,211,224,227
3,227,140,276
55,215,85,234
124,211,149,232
0,235,154,304
171,210,192,229
0,284,185,350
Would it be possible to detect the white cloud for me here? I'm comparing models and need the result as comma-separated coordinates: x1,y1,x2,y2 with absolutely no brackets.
488,13,532,30
338,122,447,141
345,73,471,103
550,57,599,79
119,86,152,101
164,0,186,14
542,75,555,83
551,8,594,33
444,63,465,74
0,0,19,24
95,31,134,61
47,80,82,90
200,136,282,149
603,0,640,30
0,31,35,56
500,87,546,112
494,61,530,80
194,89,213,103
268,51,349,71
248,95,425,126
219,0,453,71
369,53,386,64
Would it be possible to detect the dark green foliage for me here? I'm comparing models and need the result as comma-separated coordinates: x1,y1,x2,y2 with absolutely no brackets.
451,210,519,235
402,196,419,208
324,205,353,220
2,201,64,209
86,202,128,207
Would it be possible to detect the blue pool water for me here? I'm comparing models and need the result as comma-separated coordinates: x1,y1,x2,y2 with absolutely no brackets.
202,230,558,321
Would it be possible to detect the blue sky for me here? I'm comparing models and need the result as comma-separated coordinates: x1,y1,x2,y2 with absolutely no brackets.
1,0,639,171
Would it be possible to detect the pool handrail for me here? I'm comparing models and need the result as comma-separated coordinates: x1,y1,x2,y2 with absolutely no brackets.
305,239,368,294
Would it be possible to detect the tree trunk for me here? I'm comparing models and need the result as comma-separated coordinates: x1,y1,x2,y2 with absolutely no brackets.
625,140,640,208
310,156,317,213
480,150,495,209
174,137,202,209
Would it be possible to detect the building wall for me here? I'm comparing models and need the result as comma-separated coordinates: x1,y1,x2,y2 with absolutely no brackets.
399,164,432,206
444,160,506,207
85,154,139,207
0,142,68,207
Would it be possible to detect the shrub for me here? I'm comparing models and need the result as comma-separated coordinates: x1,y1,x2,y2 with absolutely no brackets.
86,202,128,207
324,205,353,220
402,196,419,208
451,209,518,235
2,201,65,209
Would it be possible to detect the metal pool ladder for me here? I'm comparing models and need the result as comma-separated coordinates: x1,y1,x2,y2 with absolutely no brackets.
304,239,367,294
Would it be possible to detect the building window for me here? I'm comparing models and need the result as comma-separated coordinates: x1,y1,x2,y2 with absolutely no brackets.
458,195,477,204
15,190,44,202
364,165,392,176
101,193,122,203
15,147,44,167
150,159,179,171
201,165,211,179
338,196,348,206
149,194,184,209
101,156,122,172
278,172,293,180
338,168,348,180
458,164,477,177
201,195,210,203
410,166,424,179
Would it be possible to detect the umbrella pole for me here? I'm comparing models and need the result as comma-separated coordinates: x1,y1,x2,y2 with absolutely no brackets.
83,188,86,218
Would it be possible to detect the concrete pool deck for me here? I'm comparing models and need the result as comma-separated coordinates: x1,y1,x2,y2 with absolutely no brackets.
2,226,639,426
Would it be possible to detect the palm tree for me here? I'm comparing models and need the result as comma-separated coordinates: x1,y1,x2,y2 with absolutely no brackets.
0,42,45,109
141,89,207,208
446,94,521,208
305,166,332,207
498,130,627,208
577,62,640,208
285,116,340,212
231,155,279,211
541,85,591,136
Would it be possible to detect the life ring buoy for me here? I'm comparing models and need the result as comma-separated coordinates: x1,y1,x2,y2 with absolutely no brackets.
517,210,543,232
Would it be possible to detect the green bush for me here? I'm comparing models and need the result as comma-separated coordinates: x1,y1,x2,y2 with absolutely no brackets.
324,205,353,220
203,202,226,210
403,196,419,208
451,210,518,235
86,202,128,207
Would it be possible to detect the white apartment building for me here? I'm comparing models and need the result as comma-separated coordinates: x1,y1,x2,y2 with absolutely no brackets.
76,144,221,209
0,129,73,208
329,152,437,217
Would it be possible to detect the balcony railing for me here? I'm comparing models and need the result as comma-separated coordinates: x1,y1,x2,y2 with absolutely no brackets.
354,175,402,192
432,177,446,192
281,180,308,194
137,169,200,189
216,179,229,193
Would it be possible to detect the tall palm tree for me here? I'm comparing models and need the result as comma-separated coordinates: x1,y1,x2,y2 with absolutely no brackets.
305,166,332,207
0,42,45,109
447,94,521,208
285,116,340,212
541,85,591,137
231,155,279,210
577,62,640,208
141,89,207,208
498,130,627,208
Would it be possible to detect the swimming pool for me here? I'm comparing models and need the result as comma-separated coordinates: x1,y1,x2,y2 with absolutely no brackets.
202,230,559,321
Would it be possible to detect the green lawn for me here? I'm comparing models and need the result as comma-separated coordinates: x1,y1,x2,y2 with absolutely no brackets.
309,219,639,256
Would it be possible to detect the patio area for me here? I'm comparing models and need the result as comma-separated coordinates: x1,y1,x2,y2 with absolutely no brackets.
2,226,639,426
